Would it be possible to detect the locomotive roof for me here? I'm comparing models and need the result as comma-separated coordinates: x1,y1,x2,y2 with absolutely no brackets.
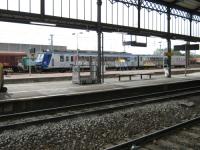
64,50,130,54
41,50,184,57
44,50,133,56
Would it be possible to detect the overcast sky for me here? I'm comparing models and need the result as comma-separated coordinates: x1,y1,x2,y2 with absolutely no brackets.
0,0,198,54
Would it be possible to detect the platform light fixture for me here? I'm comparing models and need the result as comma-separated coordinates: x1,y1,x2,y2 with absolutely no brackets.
72,32,83,65
30,22,56,27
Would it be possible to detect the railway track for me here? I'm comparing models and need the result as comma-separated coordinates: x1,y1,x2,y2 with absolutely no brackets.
106,116,200,150
0,86,200,133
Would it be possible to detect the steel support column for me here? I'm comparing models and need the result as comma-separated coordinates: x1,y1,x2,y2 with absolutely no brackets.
102,32,104,83
138,0,141,29
186,14,193,68
186,42,190,68
185,41,189,76
167,6,171,78
97,0,102,84
167,38,171,78
41,0,45,16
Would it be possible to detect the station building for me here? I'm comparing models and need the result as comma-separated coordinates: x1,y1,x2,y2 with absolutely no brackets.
0,42,67,53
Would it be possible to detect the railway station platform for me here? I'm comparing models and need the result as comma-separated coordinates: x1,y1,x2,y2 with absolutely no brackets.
4,67,200,84
1,70,200,101
1,69,200,115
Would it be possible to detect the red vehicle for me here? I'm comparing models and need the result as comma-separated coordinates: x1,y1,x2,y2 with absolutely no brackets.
0,51,26,72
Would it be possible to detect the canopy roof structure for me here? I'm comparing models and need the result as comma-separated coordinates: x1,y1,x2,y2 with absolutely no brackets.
162,0,200,12
155,0,200,15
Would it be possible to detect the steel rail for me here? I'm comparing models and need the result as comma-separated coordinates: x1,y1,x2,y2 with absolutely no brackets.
105,116,200,150
0,86,200,133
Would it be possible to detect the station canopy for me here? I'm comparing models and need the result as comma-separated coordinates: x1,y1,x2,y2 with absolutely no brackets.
154,0,200,14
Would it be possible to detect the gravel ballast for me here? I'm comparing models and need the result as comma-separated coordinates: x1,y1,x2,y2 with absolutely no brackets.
0,97,199,150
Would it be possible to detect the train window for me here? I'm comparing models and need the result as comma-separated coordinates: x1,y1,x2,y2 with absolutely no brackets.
71,56,73,62
85,56,90,61
60,55,64,62
66,56,69,62
140,57,143,61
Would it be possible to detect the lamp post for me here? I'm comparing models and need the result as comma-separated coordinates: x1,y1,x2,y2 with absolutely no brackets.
72,32,83,65
49,34,54,52
48,34,55,67
159,41,164,69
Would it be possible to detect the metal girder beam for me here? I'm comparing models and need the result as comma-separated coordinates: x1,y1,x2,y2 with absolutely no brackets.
0,9,199,42
0,9,97,30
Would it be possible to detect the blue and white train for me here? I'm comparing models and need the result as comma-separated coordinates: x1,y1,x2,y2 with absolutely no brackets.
35,50,185,71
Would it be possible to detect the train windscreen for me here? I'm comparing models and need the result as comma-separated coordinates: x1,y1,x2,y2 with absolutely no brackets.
35,54,44,63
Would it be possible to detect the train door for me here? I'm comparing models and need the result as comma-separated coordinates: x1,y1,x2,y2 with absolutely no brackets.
139,56,144,68
60,55,65,68
65,55,70,68
53,53,61,68
128,56,138,69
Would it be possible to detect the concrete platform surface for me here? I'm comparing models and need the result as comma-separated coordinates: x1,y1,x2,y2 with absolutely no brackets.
4,68,200,84
1,71,200,102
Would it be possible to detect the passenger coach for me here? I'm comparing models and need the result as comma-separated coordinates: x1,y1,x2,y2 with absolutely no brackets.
35,50,185,71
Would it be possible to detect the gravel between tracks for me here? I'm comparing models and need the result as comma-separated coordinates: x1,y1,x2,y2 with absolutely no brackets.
0,97,199,150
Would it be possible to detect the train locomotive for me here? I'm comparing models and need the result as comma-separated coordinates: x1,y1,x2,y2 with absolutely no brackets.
35,50,185,71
